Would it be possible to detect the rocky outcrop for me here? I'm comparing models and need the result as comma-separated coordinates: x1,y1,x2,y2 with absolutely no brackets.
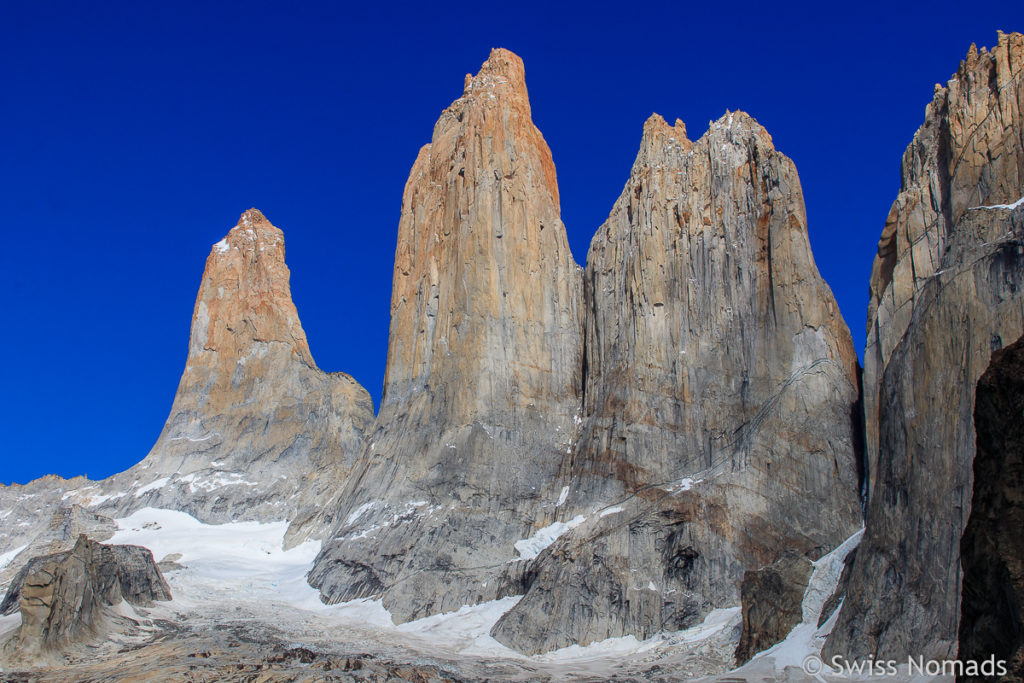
826,31,1024,661
0,476,93,569
308,49,584,622
492,111,862,653
959,334,1024,681
2,535,170,658
55,209,375,545
0,505,115,591
734,551,813,665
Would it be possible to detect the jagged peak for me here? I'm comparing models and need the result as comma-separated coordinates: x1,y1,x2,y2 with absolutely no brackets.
211,208,284,258
458,47,531,114
642,113,689,141
190,210,312,368
238,207,269,227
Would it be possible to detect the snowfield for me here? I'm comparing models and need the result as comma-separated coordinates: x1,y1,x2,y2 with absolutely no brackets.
90,511,944,681
104,508,747,679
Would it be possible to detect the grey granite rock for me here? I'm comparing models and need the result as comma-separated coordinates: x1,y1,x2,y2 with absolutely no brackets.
0,505,116,594
826,31,1024,662
2,535,170,658
491,111,862,653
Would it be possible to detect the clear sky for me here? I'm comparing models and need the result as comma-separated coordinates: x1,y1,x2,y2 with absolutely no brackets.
1,1,1019,484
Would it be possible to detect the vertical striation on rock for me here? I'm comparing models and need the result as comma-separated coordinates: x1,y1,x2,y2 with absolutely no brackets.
959,334,1024,681
827,31,1024,661
308,48,584,622
2,535,170,660
734,551,813,665
73,209,374,545
492,111,862,653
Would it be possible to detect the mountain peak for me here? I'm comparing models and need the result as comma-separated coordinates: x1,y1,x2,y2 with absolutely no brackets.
238,207,269,227
460,48,530,108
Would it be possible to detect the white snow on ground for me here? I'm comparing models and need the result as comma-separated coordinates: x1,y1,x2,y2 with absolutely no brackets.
213,238,230,253
514,515,586,560
100,508,811,680
538,606,740,662
743,528,863,676
599,506,623,518
87,492,127,506
0,544,27,570
968,195,1024,210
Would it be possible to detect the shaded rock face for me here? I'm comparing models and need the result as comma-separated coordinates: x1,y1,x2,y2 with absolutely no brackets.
959,334,1024,681
3,535,170,657
309,49,584,622
827,31,1024,661
61,209,374,545
735,551,813,665
492,112,862,653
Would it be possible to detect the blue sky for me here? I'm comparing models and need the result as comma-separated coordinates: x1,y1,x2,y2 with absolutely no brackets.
1,2,1020,484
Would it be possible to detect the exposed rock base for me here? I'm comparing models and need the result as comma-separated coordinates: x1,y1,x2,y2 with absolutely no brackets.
959,334,1024,681
735,551,813,665
1,535,170,660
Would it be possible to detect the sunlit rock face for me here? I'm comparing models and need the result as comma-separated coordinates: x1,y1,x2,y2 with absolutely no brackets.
308,49,585,623
826,31,1024,661
70,209,374,546
491,110,863,653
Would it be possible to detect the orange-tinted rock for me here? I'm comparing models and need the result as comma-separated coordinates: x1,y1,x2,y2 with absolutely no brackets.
309,49,584,622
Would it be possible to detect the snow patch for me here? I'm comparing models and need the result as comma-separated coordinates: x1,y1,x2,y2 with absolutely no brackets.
599,506,623,518
213,238,230,253
968,195,1024,211
556,486,569,507
345,501,378,526
134,477,170,497
0,544,28,570
177,471,259,492
745,528,864,674
514,515,586,560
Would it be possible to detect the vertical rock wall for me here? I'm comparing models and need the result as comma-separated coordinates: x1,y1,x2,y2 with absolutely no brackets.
308,49,585,623
826,31,1024,661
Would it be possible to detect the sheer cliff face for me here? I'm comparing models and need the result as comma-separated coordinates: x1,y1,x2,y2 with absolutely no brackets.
863,30,1024,503
308,49,584,622
72,210,374,543
826,32,1024,661
383,49,581,424
959,334,1024,682
491,113,863,653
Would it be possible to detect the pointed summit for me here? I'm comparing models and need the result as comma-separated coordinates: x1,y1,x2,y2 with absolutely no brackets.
189,208,312,371
311,48,583,623
66,210,373,544
461,48,529,104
